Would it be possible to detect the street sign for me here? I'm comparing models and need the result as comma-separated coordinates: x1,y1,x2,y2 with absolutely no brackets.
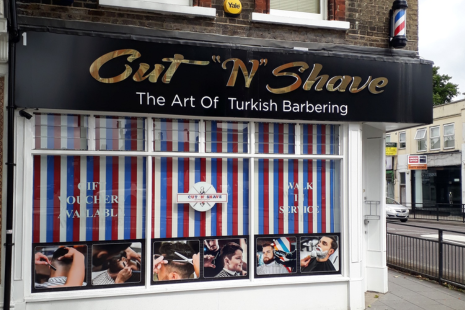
408,155,427,170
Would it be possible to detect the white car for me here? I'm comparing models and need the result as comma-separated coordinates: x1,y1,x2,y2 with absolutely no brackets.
386,197,409,222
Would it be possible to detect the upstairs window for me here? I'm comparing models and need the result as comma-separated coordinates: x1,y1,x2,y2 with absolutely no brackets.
414,128,427,152
385,134,391,143
399,131,406,149
430,126,440,150
270,0,323,18
444,124,455,149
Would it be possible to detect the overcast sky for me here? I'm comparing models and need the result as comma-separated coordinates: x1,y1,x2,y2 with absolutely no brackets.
419,0,465,101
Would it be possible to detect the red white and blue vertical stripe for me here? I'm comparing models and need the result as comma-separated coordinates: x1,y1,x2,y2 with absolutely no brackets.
205,121,248,153
154,119,199,152
256,123,295,154
34,114,88,150
32,155,146,243
394,9,406,36
301,124,339,155
95,116,145,151
255,159,337,235
152,157,249,238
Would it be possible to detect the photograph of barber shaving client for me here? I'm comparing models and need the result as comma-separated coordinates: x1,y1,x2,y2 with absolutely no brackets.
153,240,200,281
91,243,142,285
34,245,87,289
256,237,297,275
203,238,247,278
300,235,339,273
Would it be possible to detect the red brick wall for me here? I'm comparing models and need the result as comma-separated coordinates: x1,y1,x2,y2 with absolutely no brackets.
17,0,418,51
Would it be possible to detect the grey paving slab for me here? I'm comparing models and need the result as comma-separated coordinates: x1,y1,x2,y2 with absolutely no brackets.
417,290,460,300
378,300,424,310
377,294,403,302
436,299,465,310
407,296,442,307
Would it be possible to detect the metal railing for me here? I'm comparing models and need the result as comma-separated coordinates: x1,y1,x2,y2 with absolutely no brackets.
387,222,465,289
403,203,465,223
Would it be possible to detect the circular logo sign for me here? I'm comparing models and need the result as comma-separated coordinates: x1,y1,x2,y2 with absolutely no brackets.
224,0,242,15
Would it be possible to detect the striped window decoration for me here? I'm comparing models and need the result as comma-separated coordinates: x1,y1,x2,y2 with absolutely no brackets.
34,113,88,150
255,159,340,235
95,116,145,151
255,122,295,154
205,121,249,153
301,124,340,155
153,119,199,152
152,157,249,238
32,155,146,243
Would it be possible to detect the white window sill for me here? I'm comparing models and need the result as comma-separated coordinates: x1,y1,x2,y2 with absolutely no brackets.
99,0,216,18
251,12,350,30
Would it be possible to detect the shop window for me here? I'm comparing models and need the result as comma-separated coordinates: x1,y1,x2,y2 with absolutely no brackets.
430,126,440,150
34,113,88,150
95,116,145,151
255,122,295,154
301,124,339,155
399,131,406,149
205,121,249,153
444,123,455,149
414,128,427,152
32,155,146,291
153,118,199,152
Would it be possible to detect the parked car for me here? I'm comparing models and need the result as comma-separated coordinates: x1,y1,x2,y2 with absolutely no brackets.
386,197,409,222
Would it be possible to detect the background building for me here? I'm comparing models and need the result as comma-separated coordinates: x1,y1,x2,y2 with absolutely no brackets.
387,99,464,207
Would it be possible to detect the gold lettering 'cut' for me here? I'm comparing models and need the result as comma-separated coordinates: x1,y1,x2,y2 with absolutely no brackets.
368,77,389,94
90,49,141,83
161,54,210,84
266,62,309,94
222,58,260,88
132,63,165,83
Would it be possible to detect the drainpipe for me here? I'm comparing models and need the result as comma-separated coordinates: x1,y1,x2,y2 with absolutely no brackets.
4,0,20,309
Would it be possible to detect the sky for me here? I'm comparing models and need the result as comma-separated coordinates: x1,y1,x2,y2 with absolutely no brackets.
419,0,465,101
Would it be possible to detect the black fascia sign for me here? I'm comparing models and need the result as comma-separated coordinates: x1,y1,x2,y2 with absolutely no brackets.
15,31,433,124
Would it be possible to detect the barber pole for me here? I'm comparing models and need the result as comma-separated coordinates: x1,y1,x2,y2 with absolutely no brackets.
390,0,408,48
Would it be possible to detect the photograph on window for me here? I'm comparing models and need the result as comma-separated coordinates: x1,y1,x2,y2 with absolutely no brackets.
34,245,88,289
203,238,248,278
153,240,200,282
256,237,297,275
91,242,142,286
300,235,339,273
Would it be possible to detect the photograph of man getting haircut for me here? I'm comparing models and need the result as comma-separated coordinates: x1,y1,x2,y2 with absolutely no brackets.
91,242,142,286
153,240,200,282
300,235,339,273
256,237,296,275
204,238,247,278
34,245,87,289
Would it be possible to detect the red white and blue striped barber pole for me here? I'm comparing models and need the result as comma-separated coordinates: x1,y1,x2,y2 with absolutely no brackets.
390,0,408,48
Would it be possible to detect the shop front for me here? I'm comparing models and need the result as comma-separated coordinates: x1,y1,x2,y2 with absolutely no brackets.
10,28,432,310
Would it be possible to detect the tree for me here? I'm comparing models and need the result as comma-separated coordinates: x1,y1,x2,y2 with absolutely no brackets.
432,66,459,106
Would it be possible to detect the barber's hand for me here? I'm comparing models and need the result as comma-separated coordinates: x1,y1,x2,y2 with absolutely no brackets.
35,252,51,266
153,255,168,274
300,255,311,267
204,254,216,268
125,247,141,263
58,247,84,261
115,266,132,284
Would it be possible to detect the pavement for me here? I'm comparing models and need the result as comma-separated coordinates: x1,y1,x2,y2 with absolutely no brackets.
365,269,465,310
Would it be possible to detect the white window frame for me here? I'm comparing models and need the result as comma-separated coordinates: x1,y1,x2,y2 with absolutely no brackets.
252,0,349,30
99,0,216,18
429,126,440,151
414,128,427,152
444,123,455,149
399,131,406,149
20,109,347,301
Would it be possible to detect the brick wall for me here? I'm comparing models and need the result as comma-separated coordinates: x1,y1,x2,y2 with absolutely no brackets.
16,0,418,51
